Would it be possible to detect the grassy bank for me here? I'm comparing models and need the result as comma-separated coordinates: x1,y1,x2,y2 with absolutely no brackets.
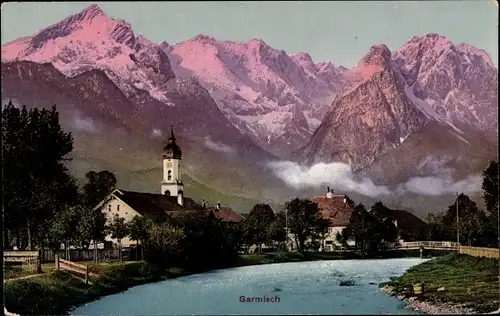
4,261,191,315
382,252,499,313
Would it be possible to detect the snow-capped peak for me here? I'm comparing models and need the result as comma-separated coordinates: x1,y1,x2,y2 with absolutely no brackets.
1,3,176,102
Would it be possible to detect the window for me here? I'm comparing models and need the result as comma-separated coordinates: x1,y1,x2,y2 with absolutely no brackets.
168,170,172,181
117,205,120,212
165,190,171,196
108,205,111,212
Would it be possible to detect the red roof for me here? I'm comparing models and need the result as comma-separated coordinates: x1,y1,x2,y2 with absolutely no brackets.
312,195,354,227
113,189,243,223
212,207,245,223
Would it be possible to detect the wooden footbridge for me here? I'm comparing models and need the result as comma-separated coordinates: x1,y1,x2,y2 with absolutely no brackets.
382,241,499,259
385,241,459,251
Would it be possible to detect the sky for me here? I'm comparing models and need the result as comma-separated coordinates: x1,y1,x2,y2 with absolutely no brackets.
1,1,498,67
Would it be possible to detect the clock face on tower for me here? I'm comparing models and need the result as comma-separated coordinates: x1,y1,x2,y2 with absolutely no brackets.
166,161,172,168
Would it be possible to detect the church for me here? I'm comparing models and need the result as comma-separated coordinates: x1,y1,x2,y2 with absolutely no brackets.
93,127,245,247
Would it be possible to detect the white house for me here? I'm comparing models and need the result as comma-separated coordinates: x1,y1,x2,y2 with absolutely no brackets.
286,187,356,252
93,127,244,247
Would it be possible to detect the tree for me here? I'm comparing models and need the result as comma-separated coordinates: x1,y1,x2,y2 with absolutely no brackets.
2,102,77,249
73,206,94,249
312,217,330,251
482,160,499,247
145,222,186,265
175,210,240,270
268,211,287,250
336,231,348,248
243,204,276,253
47,205,83,259
108,215,129,261
342,203,388,256
482,160,498,215
83,170,117,209
80,208,109,262
128,216,152,260
369,202,399,243
285,198,322,253
424,213,447,241
443,193,488,246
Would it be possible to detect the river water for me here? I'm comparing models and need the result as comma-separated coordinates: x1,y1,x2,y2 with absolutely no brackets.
73,258,428,315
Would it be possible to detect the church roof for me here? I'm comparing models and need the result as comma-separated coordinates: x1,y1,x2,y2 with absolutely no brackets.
312,195,354,227
107,189,243,223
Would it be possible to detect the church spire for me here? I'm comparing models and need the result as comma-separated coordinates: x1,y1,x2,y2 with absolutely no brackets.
163,125,182,159
169,125,176,143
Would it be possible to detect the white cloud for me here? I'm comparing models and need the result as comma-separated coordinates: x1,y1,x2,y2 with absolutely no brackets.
267,160,482,198
73,115,98,133
151,128,163,137
267,160,391,198
399,174,482,196
204,137,236,154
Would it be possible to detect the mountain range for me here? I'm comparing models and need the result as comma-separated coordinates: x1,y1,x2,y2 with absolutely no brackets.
1,4,497,216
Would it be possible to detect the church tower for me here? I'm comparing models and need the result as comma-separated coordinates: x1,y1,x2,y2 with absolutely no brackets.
161,126,184,206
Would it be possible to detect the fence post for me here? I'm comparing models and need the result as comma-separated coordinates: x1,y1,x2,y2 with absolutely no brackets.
55,254,60,270
85,266,89,285
37,249,42,273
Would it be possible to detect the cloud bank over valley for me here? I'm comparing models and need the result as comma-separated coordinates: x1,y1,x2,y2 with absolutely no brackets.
268,160,482,198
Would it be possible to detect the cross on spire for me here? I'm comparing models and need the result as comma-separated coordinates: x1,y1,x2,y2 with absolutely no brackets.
168,125,176,143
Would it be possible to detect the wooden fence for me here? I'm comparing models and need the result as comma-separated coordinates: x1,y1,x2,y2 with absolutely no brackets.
3,251,42,273
42,248,125,262
394,241,459,250
459,246,499,259
55,255,98,284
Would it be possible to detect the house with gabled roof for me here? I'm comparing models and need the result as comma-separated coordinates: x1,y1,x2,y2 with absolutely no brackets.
286,186,427,252
368,206,427,241
311,187,357,251
93,127,244,247
285,187,356,252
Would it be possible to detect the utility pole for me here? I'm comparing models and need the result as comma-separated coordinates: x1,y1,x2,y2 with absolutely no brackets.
285,207,288,252
456,192,460,253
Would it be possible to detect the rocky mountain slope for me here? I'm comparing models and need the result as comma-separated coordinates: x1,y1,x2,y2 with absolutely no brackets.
0,5,274,164
296,34,498,183
164,35,348,156
1,59,295,206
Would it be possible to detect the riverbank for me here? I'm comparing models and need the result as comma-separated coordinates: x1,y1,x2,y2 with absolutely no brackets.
379,252,499,314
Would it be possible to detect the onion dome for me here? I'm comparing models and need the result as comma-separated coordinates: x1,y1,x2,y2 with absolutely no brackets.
163,126,182,159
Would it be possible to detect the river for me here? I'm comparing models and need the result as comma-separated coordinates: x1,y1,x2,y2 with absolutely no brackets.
73,258,428,315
